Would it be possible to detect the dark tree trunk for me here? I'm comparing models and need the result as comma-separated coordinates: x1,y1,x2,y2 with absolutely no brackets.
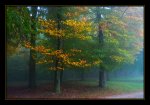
54,11,62,93
99,70,106,88
60,70,63,84
54,44,61,93
96,7,107,88
54,70,61,93
29,49,36,89
28,7,37,89
60,38,64,85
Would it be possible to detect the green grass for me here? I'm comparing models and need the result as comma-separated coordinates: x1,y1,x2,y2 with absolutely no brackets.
111,76,143,81
62,80,143,98
107,81,143,93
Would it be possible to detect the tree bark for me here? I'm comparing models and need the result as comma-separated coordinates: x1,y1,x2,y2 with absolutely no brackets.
54,43,61,93
28,7,37,89
60,70,63,84
99,70,106,88
96,7,107,88
29,49,36,89
54,11,62,93
54,70,61,93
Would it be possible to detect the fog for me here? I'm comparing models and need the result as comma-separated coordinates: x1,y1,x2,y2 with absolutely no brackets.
7,48,144,87
108,49,144,81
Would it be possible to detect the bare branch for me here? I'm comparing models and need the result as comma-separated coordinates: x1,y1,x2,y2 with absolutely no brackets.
120,7,128,18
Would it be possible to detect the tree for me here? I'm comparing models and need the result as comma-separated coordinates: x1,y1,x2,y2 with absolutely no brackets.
24,7,99,93
90,6,143,88
28,6,38,89
6,6,31,56
6,6,39,89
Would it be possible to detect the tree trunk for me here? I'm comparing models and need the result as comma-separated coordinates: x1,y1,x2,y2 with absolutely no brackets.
99,70,106,88
54,11,62,93
54,71,61,93
28,7,37,89
29,49,36,89
60,38,64,84
54,56,61,93
96,7,106,88
60,70,63,84
54,58,61,93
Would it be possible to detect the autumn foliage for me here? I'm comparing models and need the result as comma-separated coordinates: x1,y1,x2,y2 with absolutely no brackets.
24,9,99,71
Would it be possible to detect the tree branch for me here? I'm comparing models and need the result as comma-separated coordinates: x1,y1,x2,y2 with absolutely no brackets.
120,7,128,18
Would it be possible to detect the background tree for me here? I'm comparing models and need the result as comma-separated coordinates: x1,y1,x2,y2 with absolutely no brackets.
6,6,39,89
6,6,31,56
28,6,38,89
87,6,143,88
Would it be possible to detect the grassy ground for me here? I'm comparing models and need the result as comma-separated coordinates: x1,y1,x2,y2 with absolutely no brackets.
107,81,143,93
6,79,143,99
110,76,143,81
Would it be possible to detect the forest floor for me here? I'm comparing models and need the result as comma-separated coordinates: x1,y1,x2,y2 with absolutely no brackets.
6,80,143,100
